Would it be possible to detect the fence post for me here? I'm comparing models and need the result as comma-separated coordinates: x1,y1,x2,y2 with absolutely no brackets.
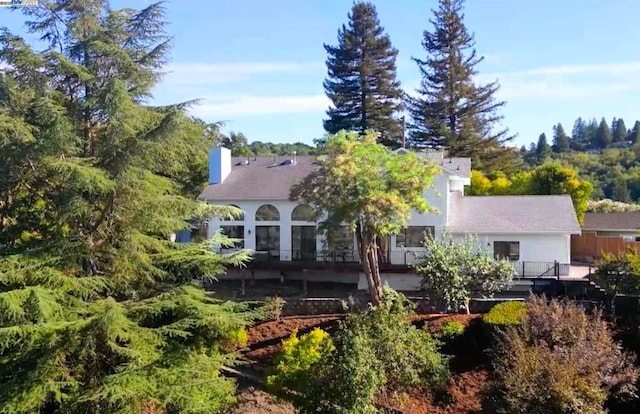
522,262,525,279
555,260,559,280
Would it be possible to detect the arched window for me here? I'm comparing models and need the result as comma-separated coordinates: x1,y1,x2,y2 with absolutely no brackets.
222,204,244,221
255,204,280,221
291,204,315,221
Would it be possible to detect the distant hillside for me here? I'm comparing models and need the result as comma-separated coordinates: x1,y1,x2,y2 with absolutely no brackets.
520,116,640,202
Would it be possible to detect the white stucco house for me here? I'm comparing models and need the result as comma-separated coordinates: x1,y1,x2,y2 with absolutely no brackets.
195,147,581,285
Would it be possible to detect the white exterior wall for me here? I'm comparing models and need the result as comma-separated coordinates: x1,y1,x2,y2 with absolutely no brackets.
465,233,571,264
388,173,450,265
208,199,353,261
207,171,461,266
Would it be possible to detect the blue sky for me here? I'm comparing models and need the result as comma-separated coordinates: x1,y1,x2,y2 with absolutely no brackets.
2,0,640,148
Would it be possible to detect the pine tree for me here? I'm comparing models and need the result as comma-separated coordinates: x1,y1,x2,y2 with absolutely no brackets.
408,0,516,173
323,1,404,147
571,117,587,143
0,2,258,412
613,179,631,202
594,117,613,148
552,123,570,153
586,118,599,148
629,121,640,144
613,117,627,143
536,133,551,161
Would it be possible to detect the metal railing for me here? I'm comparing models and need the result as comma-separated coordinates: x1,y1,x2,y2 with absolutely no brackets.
512,261,570,279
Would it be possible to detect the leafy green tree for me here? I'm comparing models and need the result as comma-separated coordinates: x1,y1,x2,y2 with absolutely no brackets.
536,133,552,161
0,2,257,412
613,117,628,143
290,131,438,305
613,179,631,202
221,131,253,156
408,0,516,173
527,163,593,224
552,123,570,153
415,234,515,313
594,117,613,148
595,250,640,315
323,1,404,147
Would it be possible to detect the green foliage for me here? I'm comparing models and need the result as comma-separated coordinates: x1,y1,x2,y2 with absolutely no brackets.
466,163,592,224
290,131,439,304
483,301,526,330
595,250,640,314
415,234,514,312
265,295,286,321
485,296,638,414
270,289,450,413
587,199,640,213
0,2,258,412
266,328,335,400
440,320,465,339
323,1,404,147
408,0,518,174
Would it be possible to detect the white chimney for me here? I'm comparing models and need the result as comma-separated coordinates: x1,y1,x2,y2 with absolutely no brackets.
209,147,231,184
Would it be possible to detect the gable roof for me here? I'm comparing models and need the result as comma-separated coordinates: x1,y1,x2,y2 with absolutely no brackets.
447,193,581,234
418,152,471,179
199,151,471,202
199,156,315,201
582,212,640,232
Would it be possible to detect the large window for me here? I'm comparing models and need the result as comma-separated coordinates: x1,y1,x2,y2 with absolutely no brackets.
292,226,317,260
255,225,280,255
220,225,244,248
493,241,520,261
221,204,244,221
255,204,280,221
327,226,354,250
291,204,315,221
395,226,434,248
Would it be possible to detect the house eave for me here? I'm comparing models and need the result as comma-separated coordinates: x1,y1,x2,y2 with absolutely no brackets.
448,230,582,235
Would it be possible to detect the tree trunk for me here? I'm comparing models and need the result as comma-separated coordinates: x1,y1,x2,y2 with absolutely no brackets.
357,229,383,306
368,244,384,302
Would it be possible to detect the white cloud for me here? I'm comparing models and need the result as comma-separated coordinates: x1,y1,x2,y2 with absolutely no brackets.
477,61,640,100
163,61,323,85
190,94,330,118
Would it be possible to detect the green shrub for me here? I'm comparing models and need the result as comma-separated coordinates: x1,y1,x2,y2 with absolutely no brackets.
266,328,334,401
267,288,450,413
484,301,526,328
440,321,465,338
265,296,285,321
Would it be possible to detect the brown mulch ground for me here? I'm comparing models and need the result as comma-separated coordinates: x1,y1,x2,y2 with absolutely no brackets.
237,313,489,413
226,387,296,414
244,315,342,365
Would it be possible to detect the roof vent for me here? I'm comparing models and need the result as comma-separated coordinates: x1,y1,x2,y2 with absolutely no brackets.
280,159,295,166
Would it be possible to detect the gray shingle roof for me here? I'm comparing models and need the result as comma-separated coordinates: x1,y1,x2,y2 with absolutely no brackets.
200,151,471,202
199,156,315,201
582,212,640,231
415,151,471,178
447,193,581,234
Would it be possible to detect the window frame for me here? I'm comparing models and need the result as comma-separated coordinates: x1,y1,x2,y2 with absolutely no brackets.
220,225,245,248
493,241,520,261
395,226,434,248
255,204,280,221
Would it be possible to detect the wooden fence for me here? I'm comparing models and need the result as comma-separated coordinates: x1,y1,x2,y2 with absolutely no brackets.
571,232,640,261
